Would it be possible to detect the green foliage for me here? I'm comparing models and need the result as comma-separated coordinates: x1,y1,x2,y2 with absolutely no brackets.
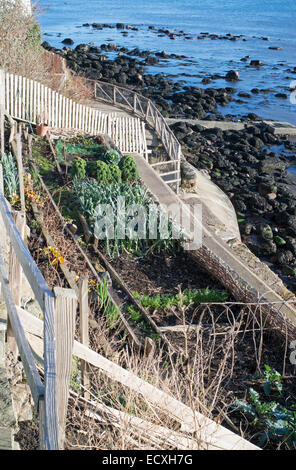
74,179,182,258
236,365,296,449
97,277,119,329
95,161,112,184
133,287,229,310
71,158,86,180
101,149,121,165
118,155,139,182
109,164,122,183
27,23,42,48
2,152,19,201
262,364,282,396
274,236,286,247
55,138,108,163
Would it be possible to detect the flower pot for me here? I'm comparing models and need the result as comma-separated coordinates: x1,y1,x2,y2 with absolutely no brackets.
36,123,48,137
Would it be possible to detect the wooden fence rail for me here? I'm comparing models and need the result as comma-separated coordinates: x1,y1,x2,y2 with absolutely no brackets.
0,191,59,449
0,153,77,449
94,80,181,191
0,69,181,190
1,70,148,158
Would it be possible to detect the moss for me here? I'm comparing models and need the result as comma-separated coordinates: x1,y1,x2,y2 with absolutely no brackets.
274,235,286,246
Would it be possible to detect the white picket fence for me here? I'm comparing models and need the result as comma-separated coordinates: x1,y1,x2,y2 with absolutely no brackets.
0,70,148,158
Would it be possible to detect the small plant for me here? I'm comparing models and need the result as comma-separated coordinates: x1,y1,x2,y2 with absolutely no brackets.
71,158,86,179
102,149,121,165
97,277,119,329
262,364,282,396
2,152,19,202
236,365,296,449
42,246,65,266
95,161,112,184
109,164,122,183
133,287,229,310
118,155,139,182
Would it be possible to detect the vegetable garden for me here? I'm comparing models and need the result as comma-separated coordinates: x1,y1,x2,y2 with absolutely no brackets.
2,128,295,450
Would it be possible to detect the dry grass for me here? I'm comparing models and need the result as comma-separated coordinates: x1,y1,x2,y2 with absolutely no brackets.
0,1,94,103
0,1,48,81
64,301,295,450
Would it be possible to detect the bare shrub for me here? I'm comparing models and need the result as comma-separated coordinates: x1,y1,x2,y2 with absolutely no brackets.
0,0,49,81
64,302,294,450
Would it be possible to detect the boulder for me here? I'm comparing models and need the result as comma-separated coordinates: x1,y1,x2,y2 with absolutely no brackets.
225,70,240,81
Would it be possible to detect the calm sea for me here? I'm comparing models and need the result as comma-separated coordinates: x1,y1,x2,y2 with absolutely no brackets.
39,0,296,124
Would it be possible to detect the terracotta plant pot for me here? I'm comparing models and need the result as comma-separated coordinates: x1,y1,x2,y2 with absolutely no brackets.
36,123,48,137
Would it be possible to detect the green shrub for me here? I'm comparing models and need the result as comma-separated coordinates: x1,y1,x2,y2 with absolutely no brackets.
118,155,139,182
133,287,229,310
71,158,86,179
86,160,97,178
236,365,296,449
102,149,121,165
109,164,122,183
96,161,112,184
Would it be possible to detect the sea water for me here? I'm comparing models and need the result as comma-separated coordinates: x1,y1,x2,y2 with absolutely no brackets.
38,0,296,124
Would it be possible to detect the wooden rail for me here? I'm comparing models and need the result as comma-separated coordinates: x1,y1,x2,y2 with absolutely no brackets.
0,192,59,449
0,70,147,158
0,69,181,191
94,80,181,191
0,135,77,449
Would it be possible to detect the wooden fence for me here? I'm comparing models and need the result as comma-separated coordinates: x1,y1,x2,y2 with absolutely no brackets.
0,139,77,449
0,69,181,191
0,70,148,158
94,80,181,191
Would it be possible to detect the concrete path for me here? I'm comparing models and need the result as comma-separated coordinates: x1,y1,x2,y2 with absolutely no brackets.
166,118,296,136
134,154,296,337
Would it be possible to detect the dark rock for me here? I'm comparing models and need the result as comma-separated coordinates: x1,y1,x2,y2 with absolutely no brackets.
225,70,239,81
250,60,263,66
62,38,74,45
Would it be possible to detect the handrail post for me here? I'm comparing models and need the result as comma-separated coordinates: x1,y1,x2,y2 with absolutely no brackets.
54,287,77,449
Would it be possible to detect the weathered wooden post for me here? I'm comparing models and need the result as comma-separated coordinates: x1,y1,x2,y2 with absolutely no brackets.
54,287,77,449
78,277,90,399
8,211,26,354
0,69,5,158
15,134,25,212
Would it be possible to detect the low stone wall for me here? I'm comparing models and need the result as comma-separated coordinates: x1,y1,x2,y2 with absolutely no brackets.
190,239,296,342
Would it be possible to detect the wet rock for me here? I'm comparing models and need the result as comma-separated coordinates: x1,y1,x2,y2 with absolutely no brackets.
225,70,240,81
260,158,287,172
257,223,273,241
62,38,74,45
275,93,288,99
250,60,263,66
276,249,294,265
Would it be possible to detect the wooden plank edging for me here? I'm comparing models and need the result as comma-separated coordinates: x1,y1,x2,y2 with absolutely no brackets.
17,307,260,451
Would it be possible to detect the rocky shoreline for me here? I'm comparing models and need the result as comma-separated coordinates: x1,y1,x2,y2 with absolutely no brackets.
42,40,296,292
